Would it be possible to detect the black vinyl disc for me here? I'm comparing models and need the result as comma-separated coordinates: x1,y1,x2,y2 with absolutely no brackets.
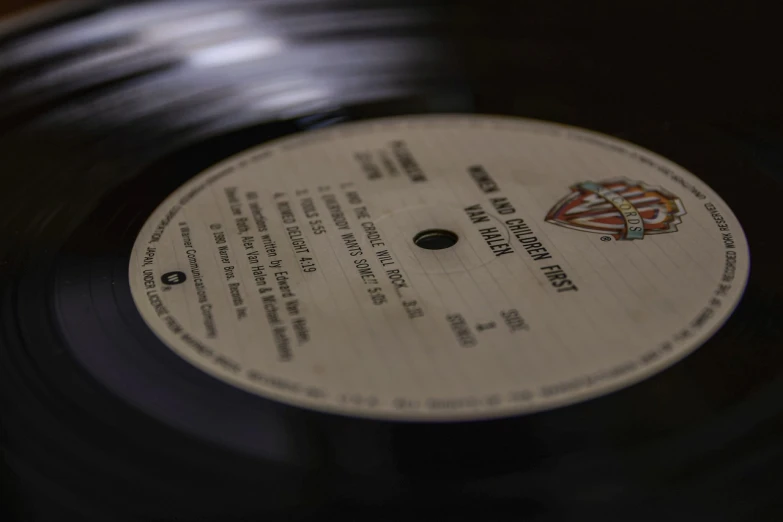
1,2,783,521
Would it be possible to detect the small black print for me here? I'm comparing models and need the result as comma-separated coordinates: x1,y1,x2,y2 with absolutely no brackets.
161,271,187,285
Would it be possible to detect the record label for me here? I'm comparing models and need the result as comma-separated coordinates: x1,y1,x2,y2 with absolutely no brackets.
128,115,749,420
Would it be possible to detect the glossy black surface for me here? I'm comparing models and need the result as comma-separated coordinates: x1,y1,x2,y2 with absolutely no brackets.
1,2,782,521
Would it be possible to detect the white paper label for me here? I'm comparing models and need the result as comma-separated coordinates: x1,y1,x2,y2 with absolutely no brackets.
128,115,750,420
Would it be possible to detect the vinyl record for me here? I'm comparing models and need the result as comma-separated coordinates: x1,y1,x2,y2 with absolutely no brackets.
1,2,782,521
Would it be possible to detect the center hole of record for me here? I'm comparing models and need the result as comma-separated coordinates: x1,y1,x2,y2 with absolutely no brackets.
413,229,459,250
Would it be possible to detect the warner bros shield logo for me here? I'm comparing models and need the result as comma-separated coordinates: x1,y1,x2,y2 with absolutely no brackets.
545,178,686,240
